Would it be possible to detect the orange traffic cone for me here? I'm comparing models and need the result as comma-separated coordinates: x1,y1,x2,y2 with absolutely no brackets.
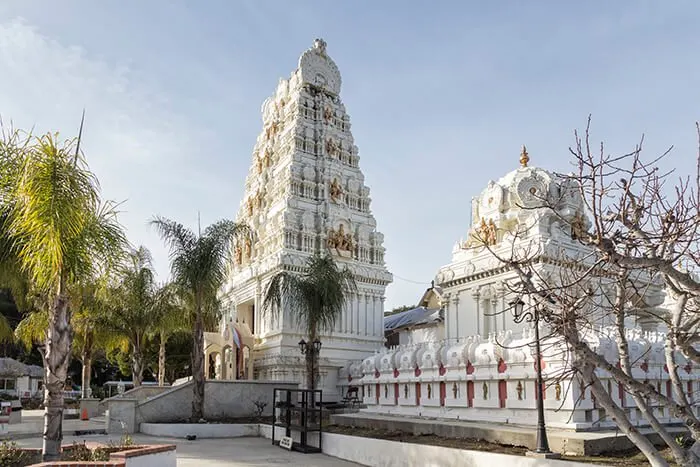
80,407,89,420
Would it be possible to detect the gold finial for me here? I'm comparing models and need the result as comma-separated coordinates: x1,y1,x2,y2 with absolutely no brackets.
519,145,529,167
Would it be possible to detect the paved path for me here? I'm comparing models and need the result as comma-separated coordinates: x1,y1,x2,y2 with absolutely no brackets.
15,433,362,466
1,409,104,439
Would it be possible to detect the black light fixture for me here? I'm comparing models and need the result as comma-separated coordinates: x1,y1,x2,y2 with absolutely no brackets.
312,338,322,354
510,299,525,321
509,296,556,457
298,338,307,354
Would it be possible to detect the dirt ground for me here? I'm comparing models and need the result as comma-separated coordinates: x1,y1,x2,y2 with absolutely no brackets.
324,424,675,466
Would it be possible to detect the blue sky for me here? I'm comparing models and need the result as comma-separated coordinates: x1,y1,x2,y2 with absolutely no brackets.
1,1,699,309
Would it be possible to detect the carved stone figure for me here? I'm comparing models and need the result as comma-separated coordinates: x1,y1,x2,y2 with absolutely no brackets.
427,384,432,399
313,38,327,55
482,382,489,399
265,121,279,139
324,106,334,123
404,384,408,399
326,138,339,157
244,236,253,260
246,199,254,217
570,211,586,240
330,178,343,203
234,244,243,264
555,382,562,401
384,384,388,399
452,382,458,398
516,381,523,400
487,219,497,245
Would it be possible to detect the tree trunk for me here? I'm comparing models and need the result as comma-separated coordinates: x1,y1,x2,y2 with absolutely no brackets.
81,333,93,399
191,304,205,421
158,331,166,386
81,354,92,399
42,284,72,461
580,362,668,466
132,344,144,387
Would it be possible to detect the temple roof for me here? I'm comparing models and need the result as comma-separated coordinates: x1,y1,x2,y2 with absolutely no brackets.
384,306,442,332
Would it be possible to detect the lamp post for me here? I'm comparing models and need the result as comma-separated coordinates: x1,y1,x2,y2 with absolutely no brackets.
511,299,557,457
298,338,323,390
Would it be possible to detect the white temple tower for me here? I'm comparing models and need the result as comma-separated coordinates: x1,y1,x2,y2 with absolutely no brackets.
217,39,392,395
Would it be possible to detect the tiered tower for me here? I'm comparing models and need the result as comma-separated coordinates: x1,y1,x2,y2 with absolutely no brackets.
220,39,392,393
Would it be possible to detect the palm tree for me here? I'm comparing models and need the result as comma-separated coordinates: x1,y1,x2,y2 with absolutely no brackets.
151,282,186,386
151,216,248,421
7,132,126,460
100,246,159,387
262,254,356,389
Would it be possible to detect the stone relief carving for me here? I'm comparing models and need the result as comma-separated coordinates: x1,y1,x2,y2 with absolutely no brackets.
324,106,334,123
570,211,587,240
326,138,339,157
327,224,354,258
329,178,343,203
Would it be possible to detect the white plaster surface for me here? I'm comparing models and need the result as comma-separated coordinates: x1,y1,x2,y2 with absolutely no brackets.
141,422,259,438
124,449,176,467
258,426,590,467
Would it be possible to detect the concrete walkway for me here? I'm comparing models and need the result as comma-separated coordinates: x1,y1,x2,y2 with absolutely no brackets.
1,409,104,440
15,433,362,466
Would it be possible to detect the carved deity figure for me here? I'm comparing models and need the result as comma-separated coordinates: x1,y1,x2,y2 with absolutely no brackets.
477,218,498,246
234,243,243,265
482,382,489,400
313,38,327,55
404,384,408,399
516,381,523,400
555,382,562,401
427,384,432,399
329,178,343,203
384,384,388,399
487,219,497,245
326,138,339,157
244,236,253,260
324,106,334,123
246,199,254,217
327,225,354,255
265,121,279,140
452,382,458,399
570,211,586,240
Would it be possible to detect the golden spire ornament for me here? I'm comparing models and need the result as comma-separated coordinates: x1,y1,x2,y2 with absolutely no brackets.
519,145,529,167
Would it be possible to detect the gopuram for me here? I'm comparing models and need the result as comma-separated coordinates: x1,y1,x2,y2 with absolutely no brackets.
204,39,392,398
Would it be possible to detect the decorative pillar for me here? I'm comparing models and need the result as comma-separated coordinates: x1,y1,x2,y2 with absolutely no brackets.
380,295,386,338
472,288,481,336
374,294,381,338
452,295,460,340
490,296,498,334
444,293,452,340
356,293,362,335
363,292,369,336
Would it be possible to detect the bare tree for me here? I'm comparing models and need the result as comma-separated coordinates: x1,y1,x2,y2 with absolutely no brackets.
479,119,700,466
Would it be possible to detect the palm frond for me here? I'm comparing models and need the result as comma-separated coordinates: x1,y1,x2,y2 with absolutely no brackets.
262,254,357,338
15,309,48,349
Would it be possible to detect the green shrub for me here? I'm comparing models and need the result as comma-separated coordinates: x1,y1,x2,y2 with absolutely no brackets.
0,441,28,467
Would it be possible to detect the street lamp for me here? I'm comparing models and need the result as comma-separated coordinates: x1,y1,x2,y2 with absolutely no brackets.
298,338,322,389
510,298,556,456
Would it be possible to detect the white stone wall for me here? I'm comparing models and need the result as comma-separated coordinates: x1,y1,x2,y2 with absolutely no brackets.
350,328,699,431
